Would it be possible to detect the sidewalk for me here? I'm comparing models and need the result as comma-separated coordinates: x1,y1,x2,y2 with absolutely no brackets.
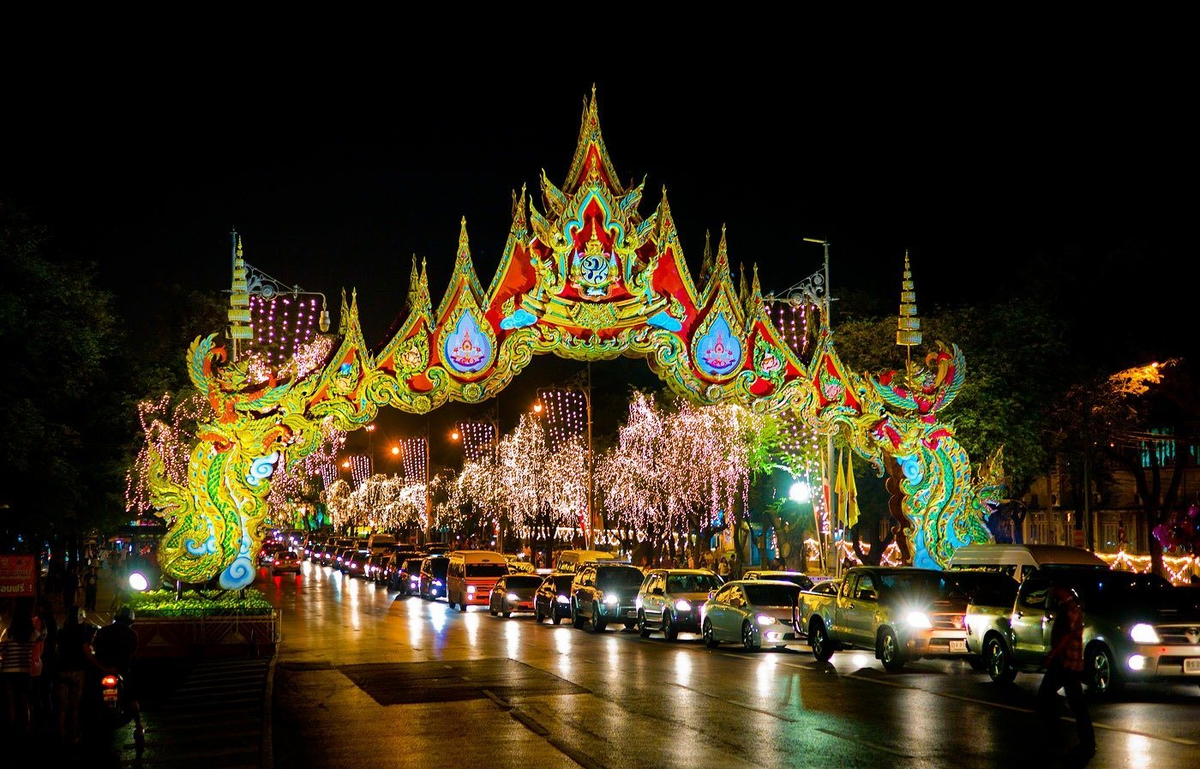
23,558,273,769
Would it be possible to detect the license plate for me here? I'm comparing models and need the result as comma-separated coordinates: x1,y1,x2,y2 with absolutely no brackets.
102,690,119,703
1185,658,1200,675
949,640,968,653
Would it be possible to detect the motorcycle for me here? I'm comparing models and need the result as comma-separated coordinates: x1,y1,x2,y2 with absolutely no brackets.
87,671,145,753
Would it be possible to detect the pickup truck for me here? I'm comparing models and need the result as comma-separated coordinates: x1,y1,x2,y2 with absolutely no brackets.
967,566,1200,696
798,566,981,671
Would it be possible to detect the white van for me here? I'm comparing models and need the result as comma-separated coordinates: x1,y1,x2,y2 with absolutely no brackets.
554,549,616,574
947,544,1108,583
446,550,509,611
367,533,397,553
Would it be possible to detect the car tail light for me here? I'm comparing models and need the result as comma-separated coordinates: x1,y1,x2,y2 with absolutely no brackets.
101,675,118,687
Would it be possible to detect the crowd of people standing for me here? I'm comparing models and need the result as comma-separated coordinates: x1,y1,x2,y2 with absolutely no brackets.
0,541,139,750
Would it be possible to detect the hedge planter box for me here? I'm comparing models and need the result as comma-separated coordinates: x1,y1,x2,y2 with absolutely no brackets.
133,613,280,659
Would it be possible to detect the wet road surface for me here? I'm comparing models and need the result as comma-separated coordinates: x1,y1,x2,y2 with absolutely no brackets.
263,561,1200,769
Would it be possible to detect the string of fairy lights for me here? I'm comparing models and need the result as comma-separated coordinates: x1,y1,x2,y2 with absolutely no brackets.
539,389,587,450
395,438,428,484
348,454,371,488
771,303,830,535
247,294,322,368
458,421,498,463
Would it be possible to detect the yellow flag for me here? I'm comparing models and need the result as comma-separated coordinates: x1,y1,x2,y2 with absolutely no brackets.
834,449,847,527
845,451,860,529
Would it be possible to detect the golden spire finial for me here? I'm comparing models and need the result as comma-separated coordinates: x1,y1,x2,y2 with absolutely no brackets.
896,250,922,352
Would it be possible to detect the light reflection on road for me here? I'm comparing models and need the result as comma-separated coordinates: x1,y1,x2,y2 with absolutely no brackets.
675,649,692,686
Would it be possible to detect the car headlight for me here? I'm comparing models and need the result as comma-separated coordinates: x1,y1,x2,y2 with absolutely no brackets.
1130,623,1161,644
467,585,476,594
603,594,619,605
907,612,932,628
433,579,443,586
756,614,775,626
506,592,519,601
556,595,569,604
410,577,419,583
675,599,692,611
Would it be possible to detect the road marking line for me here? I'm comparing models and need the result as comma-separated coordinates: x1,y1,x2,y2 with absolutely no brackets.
817,727,912,757
481,688,512,710
510,708,549,736
669,683,796,722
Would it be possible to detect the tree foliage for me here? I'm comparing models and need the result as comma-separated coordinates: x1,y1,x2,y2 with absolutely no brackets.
0,203,121,542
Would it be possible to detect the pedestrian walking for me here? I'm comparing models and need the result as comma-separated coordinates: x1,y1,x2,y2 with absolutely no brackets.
0,598,44,737
1037,582,1095,761
84,568,99,612
55,607,97,745
32,597,58,737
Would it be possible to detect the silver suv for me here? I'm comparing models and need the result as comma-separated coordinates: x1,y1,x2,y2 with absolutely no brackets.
636,569,724,640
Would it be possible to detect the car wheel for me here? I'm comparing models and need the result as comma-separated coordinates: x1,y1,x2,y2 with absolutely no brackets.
592,602,607,632
663,611,678,641
1086,644,1122,696
459,597,468,612
985,635,1016,684
879,628,905,672
703,618,719,648
571,601,583,629
809,620,834,662
489,604,497,616
638,610,651,638
552,609,562,626
741,621,760,651
534,605,544,623
503,611,511,618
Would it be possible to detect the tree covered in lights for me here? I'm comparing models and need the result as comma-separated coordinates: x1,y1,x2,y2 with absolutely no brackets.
597,392,769,562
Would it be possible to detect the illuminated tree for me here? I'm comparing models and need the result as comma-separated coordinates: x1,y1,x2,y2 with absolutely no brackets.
597,392,766,561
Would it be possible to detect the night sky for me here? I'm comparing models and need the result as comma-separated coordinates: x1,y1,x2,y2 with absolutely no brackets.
5,56,1189,454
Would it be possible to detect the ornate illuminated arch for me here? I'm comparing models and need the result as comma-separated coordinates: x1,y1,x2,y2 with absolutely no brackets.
148,88,1002,588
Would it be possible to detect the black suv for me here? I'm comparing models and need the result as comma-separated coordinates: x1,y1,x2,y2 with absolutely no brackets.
570,563,644,632
534,573,576,624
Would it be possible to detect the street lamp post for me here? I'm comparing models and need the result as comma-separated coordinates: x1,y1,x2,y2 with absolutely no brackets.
765,238,832,574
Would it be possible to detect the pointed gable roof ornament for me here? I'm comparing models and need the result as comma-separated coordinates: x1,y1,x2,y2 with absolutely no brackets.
698,230,714,286
338,288,349,336
562,84,624,196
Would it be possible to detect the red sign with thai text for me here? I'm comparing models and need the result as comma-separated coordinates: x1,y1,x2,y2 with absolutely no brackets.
0,555,37,597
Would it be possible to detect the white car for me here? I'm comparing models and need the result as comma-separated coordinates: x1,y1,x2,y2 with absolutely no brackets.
701,580,803,650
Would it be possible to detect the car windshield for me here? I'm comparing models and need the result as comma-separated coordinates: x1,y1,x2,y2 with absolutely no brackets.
427,559,449,579
875,571,948,598
506,576,542,589
597,568,644,591
666,574,722,593
743,584,801,606
404,559,423,570
465,563,509,577
553,575,574,592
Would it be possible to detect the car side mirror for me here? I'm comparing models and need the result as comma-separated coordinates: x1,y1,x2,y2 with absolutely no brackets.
707,591,716,601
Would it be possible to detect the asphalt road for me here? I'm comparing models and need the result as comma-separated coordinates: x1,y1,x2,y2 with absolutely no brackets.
262,561,1199,769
